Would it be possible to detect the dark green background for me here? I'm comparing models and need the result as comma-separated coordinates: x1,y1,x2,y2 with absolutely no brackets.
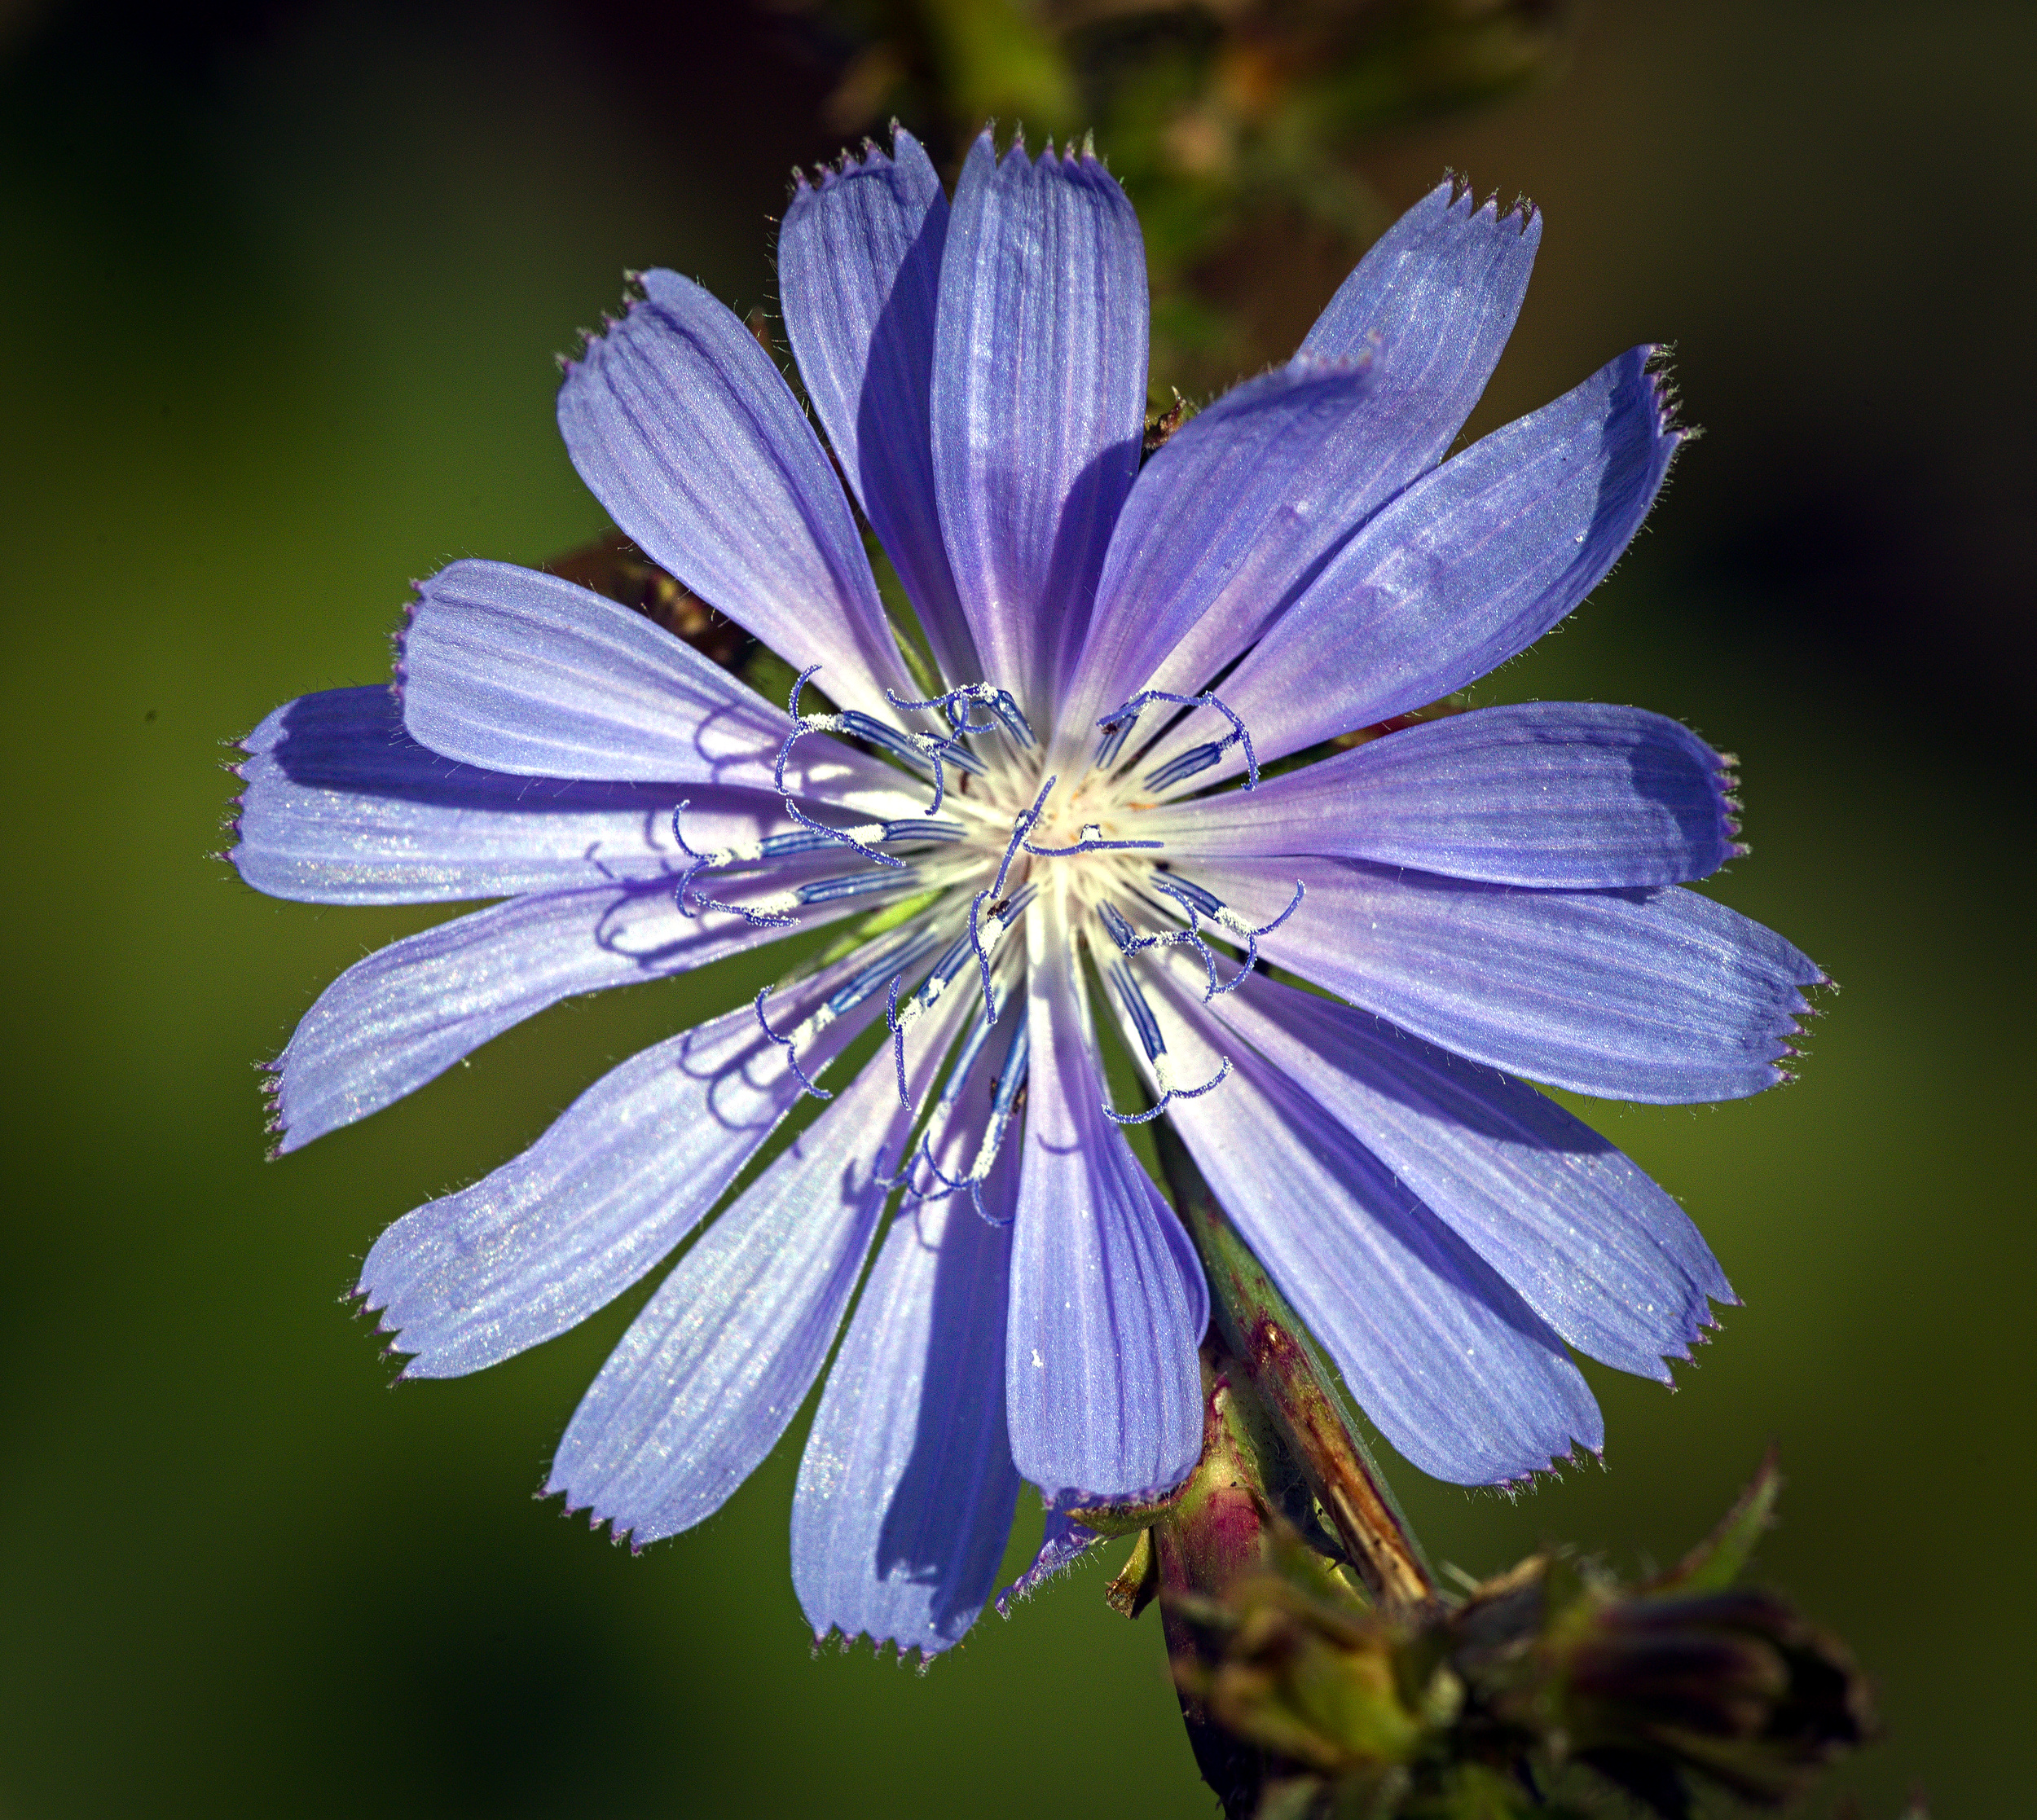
1,2,2028,1813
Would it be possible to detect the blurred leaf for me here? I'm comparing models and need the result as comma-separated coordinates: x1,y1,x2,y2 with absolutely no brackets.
1640,1447,1783,1598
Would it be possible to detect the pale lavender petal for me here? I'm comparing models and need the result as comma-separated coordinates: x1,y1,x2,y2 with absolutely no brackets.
791,1117,1021,1655
1300,176,1537,413
1201,965,1733,1380
271,867,858,1153
546,989,974,1545
1071,181,1539,714
557,269,910,714
1146,703,1740,888
1006,920,1204,1507
1143,991,1602,1485
398,559,910,803
1055,359,1376,750
931,130,1147,718
228,687,794,904
1175,855,1823,1103
1142,347,1680,787
359,941,913,1378
779,128,979,684
1067,183,1541,725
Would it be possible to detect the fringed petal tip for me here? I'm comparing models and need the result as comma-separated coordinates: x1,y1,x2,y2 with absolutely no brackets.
1639,344,1692,446
807,1625,940,1672
1440,167,1542,239
1769,973,1836,1084
793,122,924,196
1647,1294,1740,1386
1485,1439,1606,1499
341,1281,420,1383
539,1482,649,1555
387,595,420,698
965,121,1112,177
552,280,645,377
256,1059,292,1156
993,1513,1104,1618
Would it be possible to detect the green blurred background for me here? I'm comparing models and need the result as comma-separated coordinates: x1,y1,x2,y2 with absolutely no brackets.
0,1,2029,1813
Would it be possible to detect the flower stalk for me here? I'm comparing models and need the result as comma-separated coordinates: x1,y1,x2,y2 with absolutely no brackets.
1083,1281,1875,1819
1151,1115,1436,1612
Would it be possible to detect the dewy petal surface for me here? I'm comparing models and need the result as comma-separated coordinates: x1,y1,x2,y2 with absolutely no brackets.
359,945,907,1378
1142,346,1680,785
1006,911,1206,1507
932,131,1147,717
271,869,853,1152
1146,703,1740,888
778,129,979,684
792,1070,1022,1656
1200,965,1733,1379
1147,991,1602,1486
398,560,910,802
230,688,806,905
557,270,909,714
546,987,974,1545
1177,856,1821,1103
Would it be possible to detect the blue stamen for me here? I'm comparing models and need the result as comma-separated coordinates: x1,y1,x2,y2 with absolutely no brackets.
1098,688,1260,792
1146,878,1225,996
986,689,1036,748
1142,744,1224,791
1107,959,1164,1060
1023,824,1164,859
958,882,1039,1026
872,1144,918,1192
991,776,1056,900
1102,1054,1232,1126
772,664,830,794
835,709,985,815
966,895,999,1023
772,670,909,845
838,710,989,776
755,819,959,859
1093,713,1137,771
886,930,990,1113
691,898,795,929
796,870,915,907
669,799,719,918
1253,878,1307,938
672,798,951,923
782,797,908,868
755,988,831,1101
939,1004,1001,1106
1098,958,1233,1126
1154,873,1222,916
886,974,910,1108
1146,874,1305,1000
786,663,821,721
826,925,947,1018
1098,898,1219,996
909,1009,1028,1228
671,802,790,925
883,684,1001,738
1097,901,1148,953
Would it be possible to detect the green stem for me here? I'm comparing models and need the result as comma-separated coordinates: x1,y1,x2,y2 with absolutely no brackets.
1151,1115,1437,1612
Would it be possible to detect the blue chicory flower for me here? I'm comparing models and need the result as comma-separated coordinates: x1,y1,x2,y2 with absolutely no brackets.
228,127,1821,1660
